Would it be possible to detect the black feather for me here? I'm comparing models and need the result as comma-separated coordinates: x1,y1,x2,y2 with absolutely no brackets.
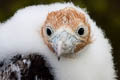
0,53,55,80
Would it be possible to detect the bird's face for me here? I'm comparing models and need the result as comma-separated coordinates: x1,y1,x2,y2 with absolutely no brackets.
41,7,91,59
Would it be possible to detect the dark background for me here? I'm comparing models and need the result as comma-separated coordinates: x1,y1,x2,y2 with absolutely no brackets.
0,0,120,79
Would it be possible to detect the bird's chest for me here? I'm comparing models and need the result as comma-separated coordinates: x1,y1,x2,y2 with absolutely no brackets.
51,58,103,80
52,59,92,80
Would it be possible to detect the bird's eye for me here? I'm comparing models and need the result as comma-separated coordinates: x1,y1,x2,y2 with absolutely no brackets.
46,27,53,36
78,27,84,35
77,25,88,37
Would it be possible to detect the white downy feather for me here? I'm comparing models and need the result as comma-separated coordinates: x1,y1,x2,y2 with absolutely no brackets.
0,2,116,80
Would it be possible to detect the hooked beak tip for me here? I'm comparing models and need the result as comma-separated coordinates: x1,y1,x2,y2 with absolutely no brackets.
55,51,61,61
57,56,61,61
54,41,63,61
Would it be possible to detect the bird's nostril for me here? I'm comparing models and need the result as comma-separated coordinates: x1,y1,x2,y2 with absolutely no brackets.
63,43,67,47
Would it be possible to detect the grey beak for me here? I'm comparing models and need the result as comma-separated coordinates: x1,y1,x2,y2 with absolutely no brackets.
50,30,80,59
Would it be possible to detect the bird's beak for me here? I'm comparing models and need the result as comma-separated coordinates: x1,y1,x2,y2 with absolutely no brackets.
50,29,80,60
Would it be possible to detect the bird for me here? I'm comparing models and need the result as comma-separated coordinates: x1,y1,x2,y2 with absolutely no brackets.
0,2,117,80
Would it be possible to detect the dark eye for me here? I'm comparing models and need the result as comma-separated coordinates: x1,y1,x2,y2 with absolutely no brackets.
78,27,84,35
46,27,52,36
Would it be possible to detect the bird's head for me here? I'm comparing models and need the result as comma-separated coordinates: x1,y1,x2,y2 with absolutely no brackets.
41,7,91,59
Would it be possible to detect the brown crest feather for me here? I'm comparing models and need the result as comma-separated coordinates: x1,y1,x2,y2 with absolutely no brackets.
41,7,91,55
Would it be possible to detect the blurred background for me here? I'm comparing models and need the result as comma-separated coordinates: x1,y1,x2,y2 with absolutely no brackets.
0,0,120,79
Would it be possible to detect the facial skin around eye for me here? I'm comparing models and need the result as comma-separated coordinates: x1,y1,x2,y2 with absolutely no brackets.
46,28,52,36
76,25,89,38
45,26,54,37
78,27,84,35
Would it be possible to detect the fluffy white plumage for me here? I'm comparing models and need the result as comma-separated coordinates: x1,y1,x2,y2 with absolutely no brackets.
0,2,116,80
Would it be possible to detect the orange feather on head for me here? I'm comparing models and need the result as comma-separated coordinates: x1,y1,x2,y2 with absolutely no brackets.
41,7,91,58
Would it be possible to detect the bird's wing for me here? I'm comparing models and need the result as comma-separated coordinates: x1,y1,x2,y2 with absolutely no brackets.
0,53,55,80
